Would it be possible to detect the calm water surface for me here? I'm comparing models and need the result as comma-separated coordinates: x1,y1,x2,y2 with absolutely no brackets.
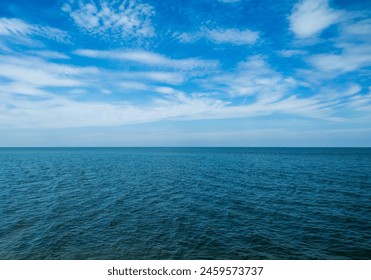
0,148,370,259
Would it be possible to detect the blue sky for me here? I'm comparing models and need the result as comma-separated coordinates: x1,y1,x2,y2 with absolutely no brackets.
0,0,370,146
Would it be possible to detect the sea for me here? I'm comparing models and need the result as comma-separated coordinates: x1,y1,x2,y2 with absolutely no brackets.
0,148,370,259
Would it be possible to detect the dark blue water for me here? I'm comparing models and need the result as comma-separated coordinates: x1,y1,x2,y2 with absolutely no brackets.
0,148,370,259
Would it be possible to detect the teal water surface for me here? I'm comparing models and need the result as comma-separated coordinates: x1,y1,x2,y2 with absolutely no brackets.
0,148,370,259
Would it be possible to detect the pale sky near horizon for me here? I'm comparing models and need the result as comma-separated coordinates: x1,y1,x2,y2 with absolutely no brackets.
0,0,370,146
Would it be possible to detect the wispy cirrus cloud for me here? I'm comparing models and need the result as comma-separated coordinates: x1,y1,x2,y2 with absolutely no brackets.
62,0,155,39
177,28,259,45
74,49,219,70
286,0,371,79
26,50,70,60
0,53,99,99
0,49,343,130
0,85,346,130
278,49,307,57
204,56,297,103
349,89,371,113
0,0,370,147
342,18,371,37
308,47,371,73
0,17,70,47
204,28,259,45
289,0,342,38
304,12,371,75
120,71,185,85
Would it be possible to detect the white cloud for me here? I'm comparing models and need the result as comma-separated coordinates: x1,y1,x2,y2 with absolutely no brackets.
0,52,341,130
0,58,83,88
154,87,179,95
178,28,259,45
0,54,100,100
62,0,155,39
0,49,196,112
116,70,185,86
288,1,371,78
74,49,168,64
74,49,219,70
308,51,371,73
349,91,371,112
205,28,259,45
134,72,185,84
278,49,307,57
1,1,369,133
119,81,149,91
0,17,70,44
342,18,371,37
289,0,342,38
0,82,49,97
0,87,339,129
27,50,70,59
0,51,351,130
0,91,225,129
119,83,182,95
319,84,362,101
205,56,297,103
0,17,33,36
307,15,371,74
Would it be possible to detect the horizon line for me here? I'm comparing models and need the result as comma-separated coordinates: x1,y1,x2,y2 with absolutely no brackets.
1,146,371,148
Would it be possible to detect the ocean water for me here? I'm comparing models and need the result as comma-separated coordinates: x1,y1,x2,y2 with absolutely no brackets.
0,147,370,260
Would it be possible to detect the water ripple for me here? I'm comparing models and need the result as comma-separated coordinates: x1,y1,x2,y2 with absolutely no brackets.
0,148,370,259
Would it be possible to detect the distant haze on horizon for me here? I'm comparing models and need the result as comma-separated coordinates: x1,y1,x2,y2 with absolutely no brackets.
0,0,370,147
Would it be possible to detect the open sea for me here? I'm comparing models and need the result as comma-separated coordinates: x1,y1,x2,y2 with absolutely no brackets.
0,148,370,259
